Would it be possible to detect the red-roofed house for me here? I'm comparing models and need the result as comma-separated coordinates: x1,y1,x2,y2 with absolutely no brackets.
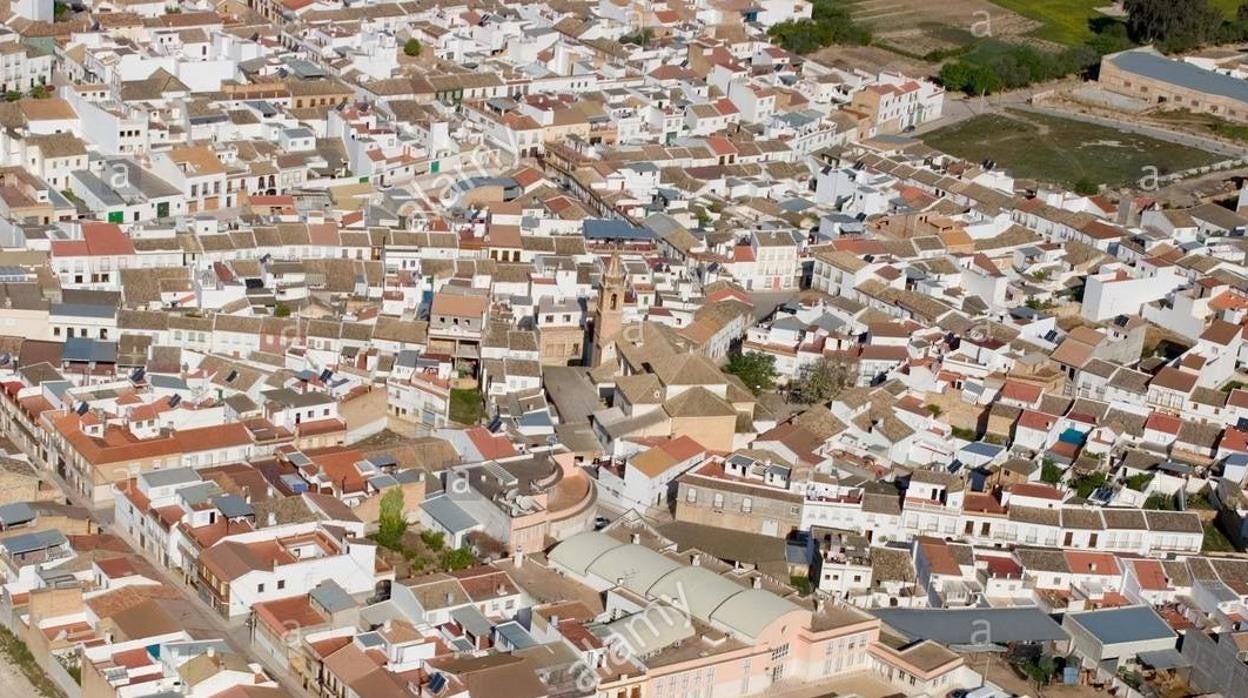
50,222,137,291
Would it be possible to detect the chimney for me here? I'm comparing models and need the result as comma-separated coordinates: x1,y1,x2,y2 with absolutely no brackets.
752,576,762,589
445,592,454,605
631,533,640,545
691,554,700,567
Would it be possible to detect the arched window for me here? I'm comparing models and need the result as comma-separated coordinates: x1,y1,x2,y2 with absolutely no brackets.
609,293,618,311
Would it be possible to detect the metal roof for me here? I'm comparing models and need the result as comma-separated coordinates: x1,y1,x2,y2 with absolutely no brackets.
1065,605,1176,646
1110,48,1248,106
1,528,67,555
62,337,117,363
550,532,801,640
421,495,479,533
0,502,35,528
873,607,1068,645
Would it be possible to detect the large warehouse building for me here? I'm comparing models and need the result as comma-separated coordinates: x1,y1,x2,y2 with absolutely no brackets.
1099,47,1248,122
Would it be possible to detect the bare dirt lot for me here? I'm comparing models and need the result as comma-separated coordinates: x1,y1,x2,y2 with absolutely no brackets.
0,659,44,698
838,0,1047,62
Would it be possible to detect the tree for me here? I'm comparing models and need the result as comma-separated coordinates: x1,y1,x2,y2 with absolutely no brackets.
403,38,422,57
2,91,20,102
1024,654,1058,693
272,302,291,317
1072,471,1108,499
790,356,857,404
29,85,50,99
1073,178,1099,196
724,351,778,395
376,487,407,549
766,0,871,55
620,27,654,46
1041,459,1063,485
1123,0,1222,52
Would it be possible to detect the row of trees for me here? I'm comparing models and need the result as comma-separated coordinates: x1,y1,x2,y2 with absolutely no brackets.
1122,0,1248,53
723,351,858,403
767,0,871,55
938,0,1248,96
937,42,1103,97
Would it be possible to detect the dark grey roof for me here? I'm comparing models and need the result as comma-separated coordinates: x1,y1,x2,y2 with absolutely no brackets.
1110,48,1248,106
494,620,537,649
0,502,36,528
310,579,355,614
1065,605,1176,645
140,468,199,488
213,493,253,519
62,337,117,363
1,528,67,555
421,495,478,533
1136,648,1189,669
583,219,653,241
873,607,1068,645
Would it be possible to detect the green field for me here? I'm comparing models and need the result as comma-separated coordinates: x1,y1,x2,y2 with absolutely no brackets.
921,110,1223,190
990,0,1243,45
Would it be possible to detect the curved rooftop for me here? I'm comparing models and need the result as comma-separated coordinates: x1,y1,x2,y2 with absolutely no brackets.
550,532,803,640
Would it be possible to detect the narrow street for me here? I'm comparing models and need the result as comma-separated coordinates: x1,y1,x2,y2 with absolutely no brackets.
40,470,308,697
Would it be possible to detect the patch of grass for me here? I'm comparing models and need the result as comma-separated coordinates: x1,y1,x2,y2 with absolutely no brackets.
988,0,1108,45
1153,108,1248,144
1202,520,1236,553
922,109,1223,190
990,0,1241,46
1124,473,1152,492
1144,492,1176,510
1186,491,1216,510
0,625,66,698
790,575,814,596
950,426,978,441
449,388,484,425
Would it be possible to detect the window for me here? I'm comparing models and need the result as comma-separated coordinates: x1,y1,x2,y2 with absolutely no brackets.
713,493,724,509
257,583,265,593
277,580,285,590
686,488,697,503
741,497,752,513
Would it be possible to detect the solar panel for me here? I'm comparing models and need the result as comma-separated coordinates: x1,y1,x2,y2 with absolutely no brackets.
319,368,332,382
131,367,146,382
225,370,239,383
168,394,182,408
428,673,447,693
76,402,89,415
